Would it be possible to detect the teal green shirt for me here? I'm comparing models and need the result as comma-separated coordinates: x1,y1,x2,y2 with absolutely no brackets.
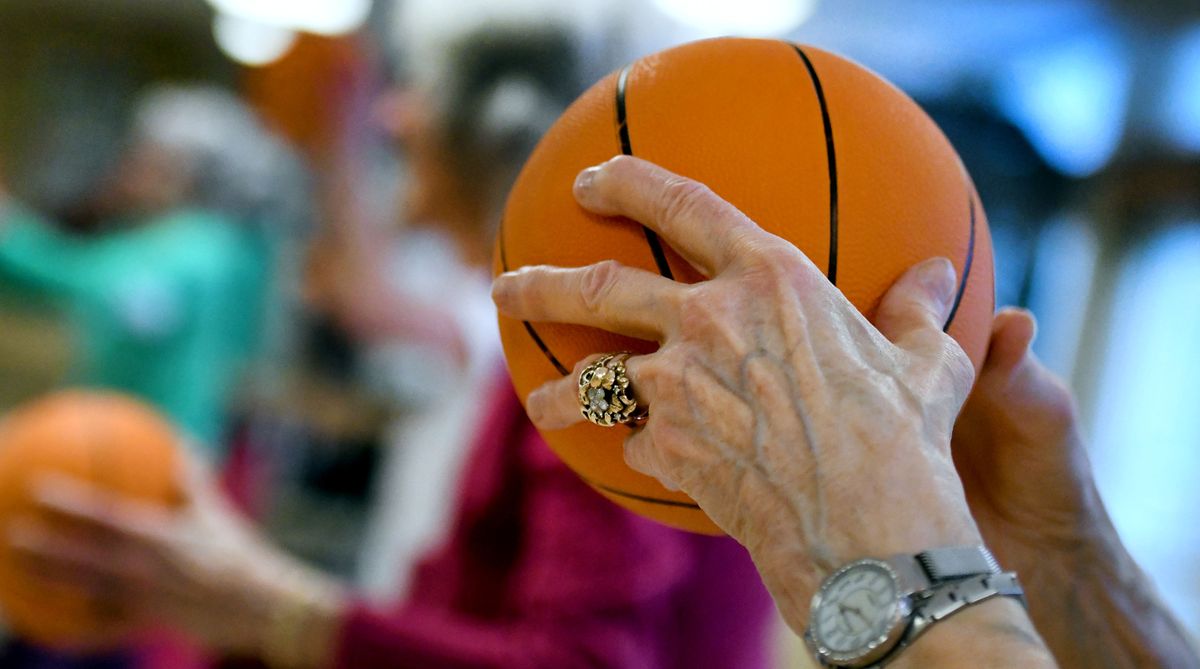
0,204,267,451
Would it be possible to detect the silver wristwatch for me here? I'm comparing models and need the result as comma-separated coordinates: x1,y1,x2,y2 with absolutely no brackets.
804,546,1025,668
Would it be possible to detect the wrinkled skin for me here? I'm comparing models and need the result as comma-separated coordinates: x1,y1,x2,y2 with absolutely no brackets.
492,155,984,627
954,310,1200,668
953,308,1095,563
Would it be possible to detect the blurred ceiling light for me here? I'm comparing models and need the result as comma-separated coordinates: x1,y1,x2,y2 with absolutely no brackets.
1161,24,1200,153
652,0,816,36
206,0,371,36
213,12,298,67
998,33,1131,178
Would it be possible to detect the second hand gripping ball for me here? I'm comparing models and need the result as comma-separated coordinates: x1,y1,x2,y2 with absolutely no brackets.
496,38,994,534
0,390,184,649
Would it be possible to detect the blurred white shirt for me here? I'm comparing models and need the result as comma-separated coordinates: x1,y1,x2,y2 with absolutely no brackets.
355,228,501,601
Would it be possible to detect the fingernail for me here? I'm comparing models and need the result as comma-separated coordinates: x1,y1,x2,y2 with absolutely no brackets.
574,167,599,194
1015,308,1038,349
490,277,510,305
919,257,957,311
525,389,546,426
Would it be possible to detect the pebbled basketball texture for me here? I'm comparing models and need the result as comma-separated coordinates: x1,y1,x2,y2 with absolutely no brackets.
0,390,184,649
495,38,994,535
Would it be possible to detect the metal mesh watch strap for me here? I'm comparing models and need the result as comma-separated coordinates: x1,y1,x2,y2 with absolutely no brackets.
914,571,1026,625
915,546,1001,582
870,571,1026,668
863,548,1024,668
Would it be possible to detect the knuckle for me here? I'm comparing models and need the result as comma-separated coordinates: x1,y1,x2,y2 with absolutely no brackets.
940,337,976,393
643,417,691,457
658,281,688,315
594,156,638,196
602,154,638,178
749,241,814,286
571,355,597,378
756,237,804,269
644,420,679,459
579,260,623,312
676,288,721,329
675,293,751,356
656,177,713,228
734,238,809,285
505,265,546,309
625,354,652,384
622,433,657,476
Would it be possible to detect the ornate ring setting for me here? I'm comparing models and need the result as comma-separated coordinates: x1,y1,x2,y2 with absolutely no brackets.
578,353,646,427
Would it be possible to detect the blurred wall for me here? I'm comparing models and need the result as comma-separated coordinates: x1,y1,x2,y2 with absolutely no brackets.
0,0,231,208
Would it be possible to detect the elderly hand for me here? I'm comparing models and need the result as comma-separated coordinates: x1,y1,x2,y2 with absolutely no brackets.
7,456,344,665
951,308,1100,562
491,156,985,628
949,309,1200,668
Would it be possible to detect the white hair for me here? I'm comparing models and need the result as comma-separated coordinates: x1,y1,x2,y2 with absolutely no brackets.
131,85,307,221
386,0,619,94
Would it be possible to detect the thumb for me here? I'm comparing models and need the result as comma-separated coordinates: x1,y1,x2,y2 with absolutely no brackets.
873,257,958,352
174,443,220,508
980,307,1037,380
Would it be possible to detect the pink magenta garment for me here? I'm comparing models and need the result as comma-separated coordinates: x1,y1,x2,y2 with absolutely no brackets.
328,370,775,669
144,370,775,669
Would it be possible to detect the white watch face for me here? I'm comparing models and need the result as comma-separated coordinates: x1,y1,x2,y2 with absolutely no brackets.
811,561,904,664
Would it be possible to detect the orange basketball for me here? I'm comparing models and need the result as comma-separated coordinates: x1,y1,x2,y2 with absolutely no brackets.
0,390,183,649
496,38,994,534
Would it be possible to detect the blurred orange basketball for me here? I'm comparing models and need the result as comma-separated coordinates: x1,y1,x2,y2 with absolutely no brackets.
496,37,994,534
0,390,183,649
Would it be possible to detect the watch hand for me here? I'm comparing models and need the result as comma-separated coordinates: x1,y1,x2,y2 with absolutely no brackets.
843,604,866,626
837,603,870,635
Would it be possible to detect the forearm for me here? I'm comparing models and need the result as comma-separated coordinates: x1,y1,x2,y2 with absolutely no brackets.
1007,511,1200,669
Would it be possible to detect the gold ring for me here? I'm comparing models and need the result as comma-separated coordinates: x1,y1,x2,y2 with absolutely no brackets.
578,353,646,427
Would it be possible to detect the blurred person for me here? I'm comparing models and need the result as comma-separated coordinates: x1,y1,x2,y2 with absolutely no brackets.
0,85,304,669
0,85,301,450
4,17,777,669
8,15,1200,669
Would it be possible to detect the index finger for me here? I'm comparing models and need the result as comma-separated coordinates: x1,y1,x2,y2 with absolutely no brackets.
31,473,171,546
574,156,765,277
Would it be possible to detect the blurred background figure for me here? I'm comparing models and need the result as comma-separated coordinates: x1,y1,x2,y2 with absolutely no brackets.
0,84,300,450
0,0,1199,668
0,72,308,669
2,2,779,669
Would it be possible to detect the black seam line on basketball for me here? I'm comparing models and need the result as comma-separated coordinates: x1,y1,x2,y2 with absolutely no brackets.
500,214,571,376
943,193,977,332
524,322,570,376
791,44,839,286
584,476,704,510
616,65,633,155
615,63,675,281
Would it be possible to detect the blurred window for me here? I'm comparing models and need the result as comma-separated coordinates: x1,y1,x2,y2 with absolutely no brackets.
1026,215,1100,379
1160,23,1200,153
1089,220,1200,634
